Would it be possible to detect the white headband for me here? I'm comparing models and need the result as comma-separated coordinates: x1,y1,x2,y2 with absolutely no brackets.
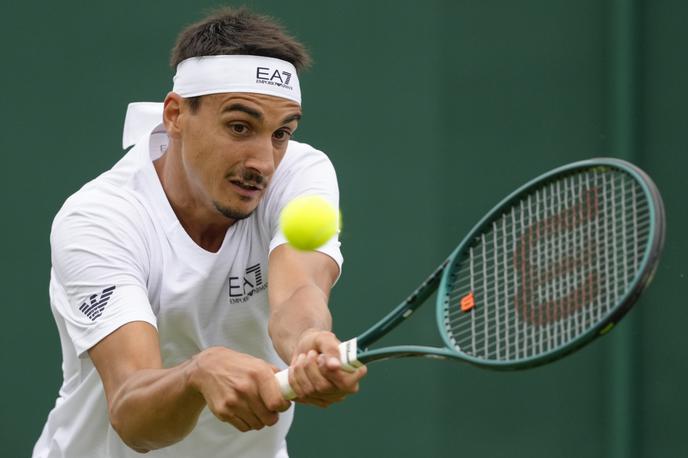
173,55,301,103
122,55,301,149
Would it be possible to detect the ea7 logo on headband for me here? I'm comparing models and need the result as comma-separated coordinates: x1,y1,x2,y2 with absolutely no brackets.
256,67,293,90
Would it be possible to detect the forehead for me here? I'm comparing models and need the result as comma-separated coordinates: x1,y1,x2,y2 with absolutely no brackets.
206,93,302,118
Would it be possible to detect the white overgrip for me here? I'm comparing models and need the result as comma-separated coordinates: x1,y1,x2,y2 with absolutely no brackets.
275,338,362,400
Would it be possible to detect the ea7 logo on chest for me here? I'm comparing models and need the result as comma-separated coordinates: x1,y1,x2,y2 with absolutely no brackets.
256,67,293,90
229,263,268,304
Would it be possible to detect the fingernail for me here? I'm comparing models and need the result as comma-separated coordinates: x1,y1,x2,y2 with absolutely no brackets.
328,357,340,366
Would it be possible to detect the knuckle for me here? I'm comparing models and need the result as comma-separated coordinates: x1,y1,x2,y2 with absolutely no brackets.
214,412,232,423
234,380,252,395
314,379,333,392
214,408,233,422
265,413,279,426
244,366,259,378
300,381,315,397
301,386,314,397
222,393,239,407
279,400,292,412
234,422,250,432
267,398,288,412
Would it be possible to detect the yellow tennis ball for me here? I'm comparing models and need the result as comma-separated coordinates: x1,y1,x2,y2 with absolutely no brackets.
280,195,339,251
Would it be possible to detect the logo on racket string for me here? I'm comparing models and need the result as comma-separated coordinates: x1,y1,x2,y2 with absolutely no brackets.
513,187,600,326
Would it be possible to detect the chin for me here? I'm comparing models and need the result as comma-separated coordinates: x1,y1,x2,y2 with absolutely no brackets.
213,201,256,220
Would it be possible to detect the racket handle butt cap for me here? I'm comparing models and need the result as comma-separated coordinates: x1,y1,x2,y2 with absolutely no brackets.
275,338,362,400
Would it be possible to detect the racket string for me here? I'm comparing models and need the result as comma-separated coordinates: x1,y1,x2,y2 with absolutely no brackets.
446,221,651,294
442,169,651,362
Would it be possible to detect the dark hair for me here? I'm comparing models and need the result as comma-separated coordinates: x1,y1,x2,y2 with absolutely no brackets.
171,7,311,111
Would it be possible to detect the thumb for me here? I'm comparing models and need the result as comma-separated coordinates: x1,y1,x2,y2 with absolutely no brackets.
316,334,342,371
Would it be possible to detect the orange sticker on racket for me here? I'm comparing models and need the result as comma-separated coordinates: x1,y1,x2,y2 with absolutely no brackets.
460,292,475,312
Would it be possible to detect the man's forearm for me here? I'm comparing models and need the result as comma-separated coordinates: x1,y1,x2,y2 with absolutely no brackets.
109,359,205,452
269,283,333,363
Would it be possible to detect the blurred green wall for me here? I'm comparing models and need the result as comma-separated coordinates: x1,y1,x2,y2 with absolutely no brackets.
2,1,686,457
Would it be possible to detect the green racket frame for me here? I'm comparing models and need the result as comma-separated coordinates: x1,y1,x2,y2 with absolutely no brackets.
353,157,665,369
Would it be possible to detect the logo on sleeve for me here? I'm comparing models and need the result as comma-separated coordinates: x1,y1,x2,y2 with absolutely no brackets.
79,286,116,321
229,264,267,304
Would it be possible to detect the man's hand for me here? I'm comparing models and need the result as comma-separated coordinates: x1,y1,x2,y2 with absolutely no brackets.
188,347,291,431
267,245,366,407
287,329,367,407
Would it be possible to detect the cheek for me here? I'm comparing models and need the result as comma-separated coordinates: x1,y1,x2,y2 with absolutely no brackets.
181,136,224,189
197,151,228,190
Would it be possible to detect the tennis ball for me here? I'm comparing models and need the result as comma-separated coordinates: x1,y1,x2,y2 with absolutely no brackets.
280,195,339,251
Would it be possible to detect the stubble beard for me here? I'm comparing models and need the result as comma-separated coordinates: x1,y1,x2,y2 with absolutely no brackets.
213,169,266,220
213,200,255,221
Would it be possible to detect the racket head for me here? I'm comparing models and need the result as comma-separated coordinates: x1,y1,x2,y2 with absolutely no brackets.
436,158,665,369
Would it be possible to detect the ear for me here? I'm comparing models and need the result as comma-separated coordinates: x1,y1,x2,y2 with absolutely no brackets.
163,92,184,139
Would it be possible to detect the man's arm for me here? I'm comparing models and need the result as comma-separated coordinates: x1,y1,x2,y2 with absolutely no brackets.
268,244,367,406
89,321,290,453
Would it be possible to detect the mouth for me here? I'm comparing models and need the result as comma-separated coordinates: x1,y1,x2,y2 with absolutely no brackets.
228,178,264,197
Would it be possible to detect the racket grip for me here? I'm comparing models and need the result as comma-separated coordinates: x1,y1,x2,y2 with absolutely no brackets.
275,338,362,400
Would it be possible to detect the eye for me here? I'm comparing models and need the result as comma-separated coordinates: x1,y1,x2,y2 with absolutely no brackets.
228,123,249,135
273,129,292,141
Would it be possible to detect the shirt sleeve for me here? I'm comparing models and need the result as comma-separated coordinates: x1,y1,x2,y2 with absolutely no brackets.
50,189,157,357
265,142,344,275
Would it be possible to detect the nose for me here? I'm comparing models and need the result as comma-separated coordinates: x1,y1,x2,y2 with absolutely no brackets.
243,136,276,177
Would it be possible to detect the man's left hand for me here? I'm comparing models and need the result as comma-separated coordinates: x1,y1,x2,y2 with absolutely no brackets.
287,329,367,407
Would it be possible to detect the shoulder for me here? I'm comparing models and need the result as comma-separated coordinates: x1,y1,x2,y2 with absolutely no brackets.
52,145,154,237
277,140,337,173
54,180,142,225
51,176,151,252
257,141,340,231
266,140,339,198
50,181,153,284
269,140,338,192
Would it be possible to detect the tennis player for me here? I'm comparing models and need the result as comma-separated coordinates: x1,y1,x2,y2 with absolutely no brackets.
33,7,366,458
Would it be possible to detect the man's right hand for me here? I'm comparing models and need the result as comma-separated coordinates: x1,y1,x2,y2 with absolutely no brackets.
90,322,291,452
187,347,292,432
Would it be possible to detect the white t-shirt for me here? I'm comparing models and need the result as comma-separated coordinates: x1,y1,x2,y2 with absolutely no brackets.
33,125,343,458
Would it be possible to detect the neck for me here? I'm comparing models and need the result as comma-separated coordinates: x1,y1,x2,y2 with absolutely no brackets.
153,146,233,253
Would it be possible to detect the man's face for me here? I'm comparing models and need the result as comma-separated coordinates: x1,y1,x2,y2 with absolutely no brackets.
175,93,301,220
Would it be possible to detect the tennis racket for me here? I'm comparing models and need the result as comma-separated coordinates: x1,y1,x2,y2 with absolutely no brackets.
275,158,665,399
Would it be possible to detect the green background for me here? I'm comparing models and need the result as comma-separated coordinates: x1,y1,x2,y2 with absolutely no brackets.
2,1,686,457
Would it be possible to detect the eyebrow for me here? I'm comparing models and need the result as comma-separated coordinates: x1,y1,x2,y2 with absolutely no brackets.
222,103,263,119
221,103,301,126
281,113,302,125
